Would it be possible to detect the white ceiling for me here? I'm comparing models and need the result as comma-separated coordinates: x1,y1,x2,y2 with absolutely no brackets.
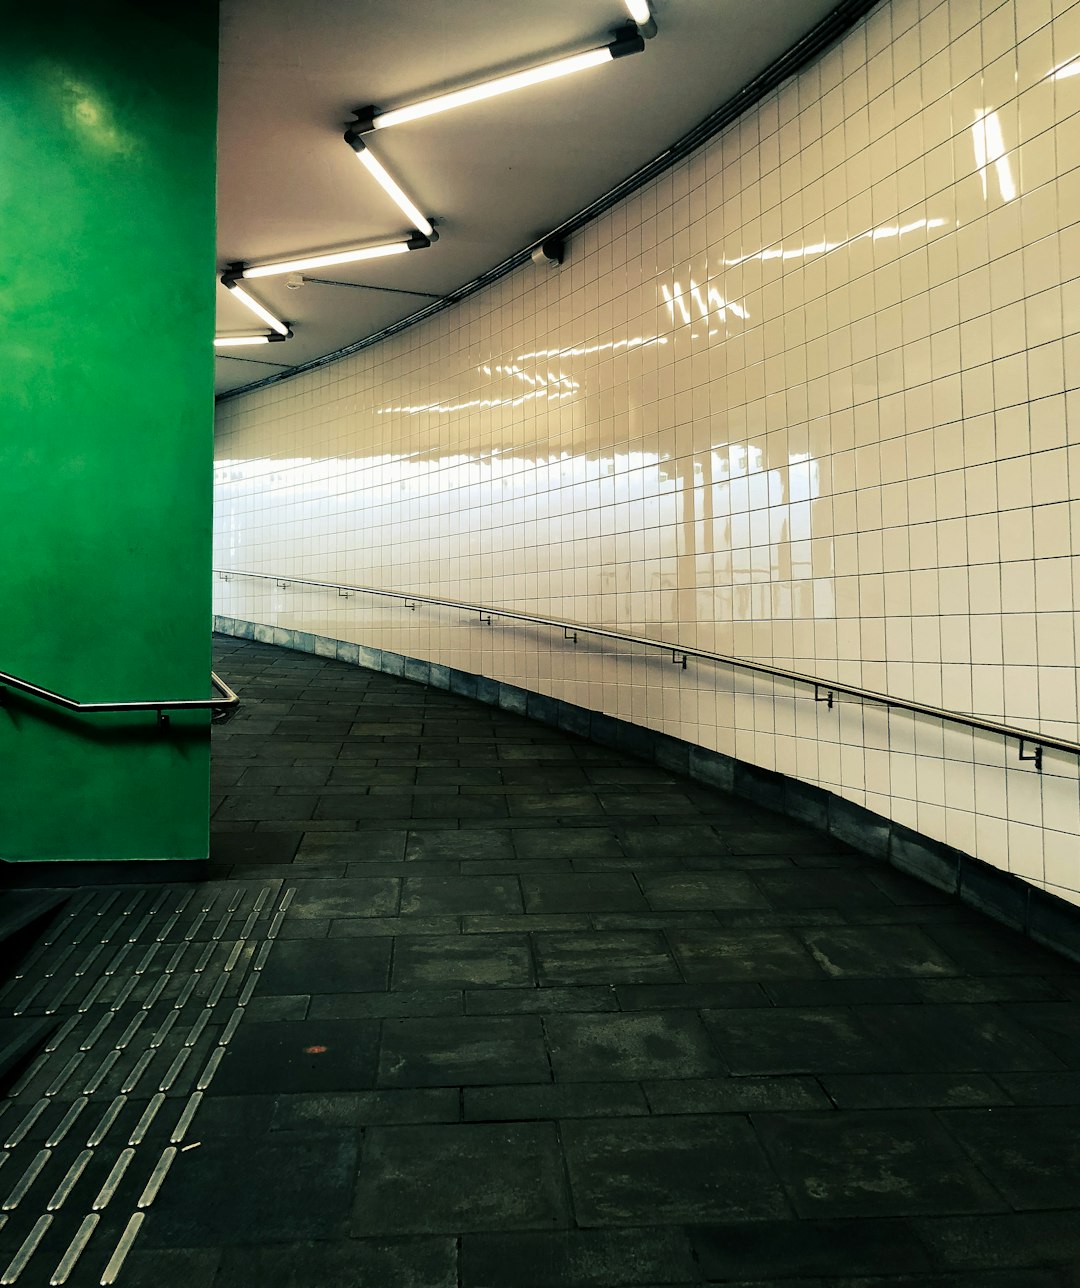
215,0,843,396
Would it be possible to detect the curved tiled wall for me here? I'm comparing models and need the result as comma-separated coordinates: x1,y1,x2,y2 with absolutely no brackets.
215,0,1080,904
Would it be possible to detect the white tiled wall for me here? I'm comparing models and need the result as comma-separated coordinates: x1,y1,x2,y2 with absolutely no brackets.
215,0,1080,902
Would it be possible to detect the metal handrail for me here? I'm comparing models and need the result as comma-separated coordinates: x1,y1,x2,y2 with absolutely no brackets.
0,670,240,726
214,568,1080,770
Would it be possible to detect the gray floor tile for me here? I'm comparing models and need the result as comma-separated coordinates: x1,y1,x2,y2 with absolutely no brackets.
463,1082,649,1121
521,874,648,913
146,1131,359,1246
562,1116,789,1224
351,1122,569,1234
211,1018,380,1094
754,1110,1006,1217
296,830,407,862
702,1005,891,1075
912,1209,1080,1272
392,934,533,989
753,869,898,906
999,1001,1080,1066
690,1217,933,1281
258,937,391,995
378,1015,550,1086
466,985,618,1014
798,925,962,978
822,1073,1011,1110
465,912,591,933
534,931,681,985
615,982,769,1009
638,871,770,910
938,1106,1080,1209
546,1011,724,1081
213,1239,457,1288
513,829,625,859
460,1228,697,1287
861,1004,1065,1072
668,928,822,980
271,1088,459,1128
643,1075,831,1114
288,876,400,918
620,825,724,858
215,794,319,822
308,989,463,1019
400,876,523,915
118,1249,221,1288
407,831,515,861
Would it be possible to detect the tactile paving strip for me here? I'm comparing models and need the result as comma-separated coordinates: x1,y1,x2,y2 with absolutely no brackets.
0,880,294,1285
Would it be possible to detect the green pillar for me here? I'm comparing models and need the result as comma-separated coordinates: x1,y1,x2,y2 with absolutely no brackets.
0,3,218,863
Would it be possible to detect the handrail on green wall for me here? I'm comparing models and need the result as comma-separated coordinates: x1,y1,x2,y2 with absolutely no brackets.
0,671,239,725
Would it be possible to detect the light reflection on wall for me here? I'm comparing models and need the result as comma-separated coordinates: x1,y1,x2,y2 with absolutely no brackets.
661,279,749,325
214,438,822,631
971,109,1016,202
722,215,948,267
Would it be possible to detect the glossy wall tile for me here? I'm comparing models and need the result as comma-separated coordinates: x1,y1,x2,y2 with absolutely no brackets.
215,0,1080,902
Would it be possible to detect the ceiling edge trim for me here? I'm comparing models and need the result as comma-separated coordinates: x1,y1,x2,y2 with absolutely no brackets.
216,0,882,405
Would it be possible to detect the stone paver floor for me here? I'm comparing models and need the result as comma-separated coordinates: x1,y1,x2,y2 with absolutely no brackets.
19,634,1080,1287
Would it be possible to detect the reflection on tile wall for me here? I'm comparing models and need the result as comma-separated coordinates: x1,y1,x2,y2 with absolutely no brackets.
215,0,1080,901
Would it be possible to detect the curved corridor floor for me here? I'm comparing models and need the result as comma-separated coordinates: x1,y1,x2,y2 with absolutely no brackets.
185,636,1080,1287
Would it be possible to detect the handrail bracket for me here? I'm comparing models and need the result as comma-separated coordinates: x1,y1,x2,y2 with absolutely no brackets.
1018,739,1043,774
815,685,835,711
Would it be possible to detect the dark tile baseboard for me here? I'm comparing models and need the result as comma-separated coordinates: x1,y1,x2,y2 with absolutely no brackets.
213,615,1080,966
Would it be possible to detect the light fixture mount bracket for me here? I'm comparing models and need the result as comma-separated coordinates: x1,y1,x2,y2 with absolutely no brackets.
349,106,377,135
608,21,646,57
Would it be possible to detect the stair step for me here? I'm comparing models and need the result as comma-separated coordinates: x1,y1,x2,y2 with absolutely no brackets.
0,890,68,979
0,891,67,950
0,1015,56,1092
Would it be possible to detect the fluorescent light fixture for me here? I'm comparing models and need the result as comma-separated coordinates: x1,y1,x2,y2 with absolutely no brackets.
623,1,657,37
344,135,434,238
238,238,425,280
220,278,290,335
352,25,645,132
214,335,271,347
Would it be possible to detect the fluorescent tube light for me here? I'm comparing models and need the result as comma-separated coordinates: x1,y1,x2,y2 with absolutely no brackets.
353,26,645,132
239,240,420,279
345,136,434,238
220,279,290,335
214,335,271,347
623,0,651,24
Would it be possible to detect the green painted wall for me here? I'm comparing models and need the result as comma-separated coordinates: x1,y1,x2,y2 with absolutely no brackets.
0,2,218,862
